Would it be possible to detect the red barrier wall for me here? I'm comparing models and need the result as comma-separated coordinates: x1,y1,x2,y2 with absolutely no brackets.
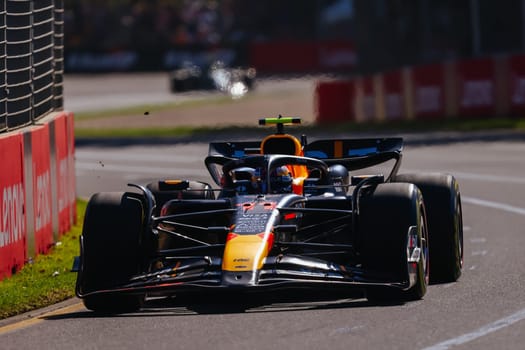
509,54,525,114
352,76,377,123
31,124,53,255
456,58,495,117
1,111,76,279
382,71,404,120
0,133,27,279
314,80,353,123
67,112,77,225
54,113,73,236
411,63,446,119
315,54,525,124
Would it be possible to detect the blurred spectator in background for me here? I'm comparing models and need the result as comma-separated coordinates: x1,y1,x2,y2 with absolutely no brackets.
64,0,322,50
63,0,524,74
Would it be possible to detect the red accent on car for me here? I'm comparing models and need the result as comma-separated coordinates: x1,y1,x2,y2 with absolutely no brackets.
284,213,296,220
226,232,239,241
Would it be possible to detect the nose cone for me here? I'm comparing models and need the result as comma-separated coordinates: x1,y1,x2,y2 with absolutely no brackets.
222,234,272,272
221,230,275,287
222,270,260,287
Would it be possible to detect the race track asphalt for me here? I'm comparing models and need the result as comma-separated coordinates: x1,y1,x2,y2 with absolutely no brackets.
2,74,525,350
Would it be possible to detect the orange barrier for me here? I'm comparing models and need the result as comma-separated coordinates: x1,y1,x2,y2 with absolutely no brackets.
0,111,76,279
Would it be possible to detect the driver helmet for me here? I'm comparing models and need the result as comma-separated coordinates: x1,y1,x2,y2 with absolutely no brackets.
232,167,259,194
270,165,293,193
328,164,349,193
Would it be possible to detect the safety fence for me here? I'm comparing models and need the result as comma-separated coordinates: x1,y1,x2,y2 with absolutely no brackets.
0,0,64,133
315,54,525,124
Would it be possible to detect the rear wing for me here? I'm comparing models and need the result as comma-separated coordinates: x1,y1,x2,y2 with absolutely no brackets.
304,137,404,179
207,137,404,182
209,138,402,157
208,141,261,158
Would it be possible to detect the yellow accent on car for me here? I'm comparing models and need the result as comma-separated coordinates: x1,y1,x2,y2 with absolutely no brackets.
259,117,301,125
164,180,184,185
222,234,269,271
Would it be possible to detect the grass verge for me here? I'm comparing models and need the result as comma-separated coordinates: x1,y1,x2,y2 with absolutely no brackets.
0,200,86,320
74,116,525,140
74,94,234,121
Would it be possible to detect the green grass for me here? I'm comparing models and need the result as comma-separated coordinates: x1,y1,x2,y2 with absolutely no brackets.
74,115,525,140
74,125,202,138
0,200,86,320
74,94,234,121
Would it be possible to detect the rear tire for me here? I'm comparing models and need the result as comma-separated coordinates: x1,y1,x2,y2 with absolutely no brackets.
394,173,463,283
77,192,146,313
358,183,429,303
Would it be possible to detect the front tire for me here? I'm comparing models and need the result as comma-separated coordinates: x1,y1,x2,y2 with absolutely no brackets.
77,192,146,313
394,173,463,283
358,183,429,303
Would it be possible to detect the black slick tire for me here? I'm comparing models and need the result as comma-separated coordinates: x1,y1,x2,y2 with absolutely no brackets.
394,173,463,283
358,183,429,303
77,192,146,313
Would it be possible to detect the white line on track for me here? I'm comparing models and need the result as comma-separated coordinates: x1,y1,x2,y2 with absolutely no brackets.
462,196,525,216
422,308,525,350
470,250,487,256
451,171,525,184
423,196,525,349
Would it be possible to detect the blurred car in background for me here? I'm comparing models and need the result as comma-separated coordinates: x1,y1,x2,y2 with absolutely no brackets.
169,60,256,99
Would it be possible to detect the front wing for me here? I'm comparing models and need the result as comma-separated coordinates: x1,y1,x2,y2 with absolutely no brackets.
75,254,414,298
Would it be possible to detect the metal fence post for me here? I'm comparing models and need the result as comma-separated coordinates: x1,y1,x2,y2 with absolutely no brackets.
0,2,7,132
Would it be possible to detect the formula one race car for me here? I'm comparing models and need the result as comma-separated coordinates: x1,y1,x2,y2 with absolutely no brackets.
73,117,463,313
169,60,256,98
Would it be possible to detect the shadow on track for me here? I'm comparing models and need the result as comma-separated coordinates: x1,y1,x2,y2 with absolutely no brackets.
42,290,405,320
